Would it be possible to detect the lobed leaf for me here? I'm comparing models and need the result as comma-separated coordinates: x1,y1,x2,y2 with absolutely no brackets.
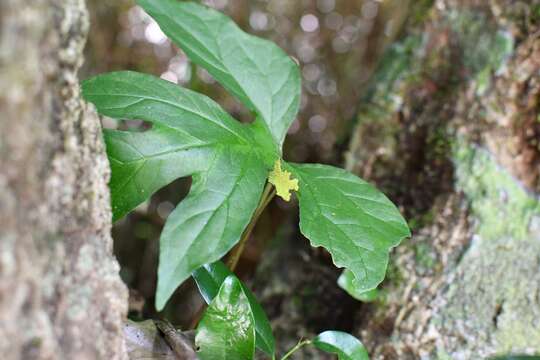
192,261,275,356
288,163,410,293
82,71,250,220
83,72,271,310
82,71,249,143
104,127,211,221
313,331,369,360
137,0,301,149
196,276,255,360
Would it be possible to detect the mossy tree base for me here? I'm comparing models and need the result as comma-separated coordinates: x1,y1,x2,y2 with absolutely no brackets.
346,0,540,358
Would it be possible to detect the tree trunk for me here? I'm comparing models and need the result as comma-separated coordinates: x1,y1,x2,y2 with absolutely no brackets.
0,0,128,359
346,1,540,358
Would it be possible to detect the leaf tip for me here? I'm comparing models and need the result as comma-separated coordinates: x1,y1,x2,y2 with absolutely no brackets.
268,160,299,202
154,293,166,312
155,274,176,311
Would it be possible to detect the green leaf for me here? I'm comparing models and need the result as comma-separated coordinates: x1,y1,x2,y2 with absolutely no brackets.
338,270,379,302
156,150,267,310
83,72,270,310
192,261,275,356
196,275,255,360
313,331,369,360
84,1,409,318
288,163,410,293
82,71,251,221
103,127,210,221
82,71,247,142
137,0,301,148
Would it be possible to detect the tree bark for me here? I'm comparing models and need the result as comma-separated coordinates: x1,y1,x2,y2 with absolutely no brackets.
0,0,128,359
346,1,540,358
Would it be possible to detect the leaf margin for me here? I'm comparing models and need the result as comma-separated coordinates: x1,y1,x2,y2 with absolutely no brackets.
287,161,410,294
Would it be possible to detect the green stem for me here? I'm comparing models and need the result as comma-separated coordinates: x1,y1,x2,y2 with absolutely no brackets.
226,182,275,271
280,340,312,360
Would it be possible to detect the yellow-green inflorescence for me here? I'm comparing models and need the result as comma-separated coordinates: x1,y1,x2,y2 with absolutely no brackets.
268,160,299,202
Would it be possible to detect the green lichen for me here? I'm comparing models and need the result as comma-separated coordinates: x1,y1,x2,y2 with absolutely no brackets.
359,34,423,115
414,242,436,270
454,141,540,240
436,348,453,360
447,10,514,75
445,10,514,94
438,141,540,355
496,318,540,354
346,33,424,171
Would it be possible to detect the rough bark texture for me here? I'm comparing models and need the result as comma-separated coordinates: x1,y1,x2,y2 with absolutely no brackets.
0,0,128,359
345,0,540,358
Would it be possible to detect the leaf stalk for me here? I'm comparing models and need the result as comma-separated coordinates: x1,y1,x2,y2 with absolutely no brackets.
190,182,275,329
280,339,312,360
226,181,275,271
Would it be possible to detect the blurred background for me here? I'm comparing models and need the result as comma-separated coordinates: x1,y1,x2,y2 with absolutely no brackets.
83,0,540,358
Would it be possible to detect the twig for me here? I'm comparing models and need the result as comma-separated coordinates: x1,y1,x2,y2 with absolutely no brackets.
155,320,198,360
281,339,312,360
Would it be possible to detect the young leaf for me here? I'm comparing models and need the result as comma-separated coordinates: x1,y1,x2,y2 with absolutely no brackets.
313,331,369,360
137,0,301,148
338,270,379,302
288,163,410,293
196,275,255,360
193,261,275,356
